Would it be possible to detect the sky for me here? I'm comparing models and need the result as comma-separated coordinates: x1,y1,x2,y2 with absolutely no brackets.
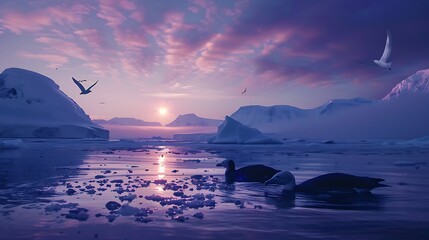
1,0,429,125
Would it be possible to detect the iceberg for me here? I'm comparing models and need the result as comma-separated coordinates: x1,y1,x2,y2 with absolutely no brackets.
0,68,108,138
208,116,281,144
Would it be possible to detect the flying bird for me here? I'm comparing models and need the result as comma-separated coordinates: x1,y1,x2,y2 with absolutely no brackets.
241,88,247,94
72,77,98,95
373,30,392,70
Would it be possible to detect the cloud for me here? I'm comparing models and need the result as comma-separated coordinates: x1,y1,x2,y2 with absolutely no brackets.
74,29,105,49
20,52,69,68
0,3,90,34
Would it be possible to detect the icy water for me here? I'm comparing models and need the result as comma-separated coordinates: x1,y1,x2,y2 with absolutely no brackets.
1,139,429,240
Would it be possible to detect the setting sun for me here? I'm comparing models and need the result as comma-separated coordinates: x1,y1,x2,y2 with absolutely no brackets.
159,107,168,115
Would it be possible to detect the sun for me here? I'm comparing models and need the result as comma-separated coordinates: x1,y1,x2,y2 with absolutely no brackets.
159,107,168,115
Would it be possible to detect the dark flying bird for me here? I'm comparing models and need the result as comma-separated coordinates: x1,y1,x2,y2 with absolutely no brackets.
241,88,247,94
265,171,389,194
216,159,281,183
72,77,98,95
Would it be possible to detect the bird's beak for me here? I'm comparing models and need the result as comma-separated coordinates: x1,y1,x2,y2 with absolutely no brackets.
264,179,275,186
216,163,223,167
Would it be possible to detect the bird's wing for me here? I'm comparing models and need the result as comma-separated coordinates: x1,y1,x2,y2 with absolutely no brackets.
354,60,377,67
87,80,98,91
72,77,86,92
380,30,392,62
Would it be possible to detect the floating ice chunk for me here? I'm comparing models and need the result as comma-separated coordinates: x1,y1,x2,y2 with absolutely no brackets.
154,179,167,184
145,194,167,202
173,215,187,222
119,193,137,202
135,217,153,223
193,212,204,219
105,201,121,211
66,189,77,195
115,204,140,216
64,208,89,221
45,203,79,212
166,206,183,216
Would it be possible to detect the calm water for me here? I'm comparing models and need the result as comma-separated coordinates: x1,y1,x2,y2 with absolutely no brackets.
1,139,428,240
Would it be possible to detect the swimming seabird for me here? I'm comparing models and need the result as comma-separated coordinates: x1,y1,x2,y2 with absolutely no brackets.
373,30,392,70
265,171,388,194
216,159,281,183
72,77,98,95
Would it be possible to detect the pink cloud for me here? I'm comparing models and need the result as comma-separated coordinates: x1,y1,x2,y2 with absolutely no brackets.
0,4,90,34
74,29,105,49
20,52,69,65
35,37,88,61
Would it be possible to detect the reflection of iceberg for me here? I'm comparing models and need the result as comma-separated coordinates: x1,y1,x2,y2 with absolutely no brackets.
0,148,88,206
208,116,281,144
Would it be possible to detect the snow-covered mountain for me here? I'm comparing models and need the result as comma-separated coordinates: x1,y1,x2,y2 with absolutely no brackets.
230,98,373,128
0,68,109,138
383,69,429,100
93,117,161,126
166,113,223,127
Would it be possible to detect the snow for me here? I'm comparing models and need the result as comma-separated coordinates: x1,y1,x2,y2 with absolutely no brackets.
260,94,429,139
167,113,223,127
208,116,281,144
230,98,373,129
93,117,161,126
227,71,429,140
0,68,108,138
383,69,429,101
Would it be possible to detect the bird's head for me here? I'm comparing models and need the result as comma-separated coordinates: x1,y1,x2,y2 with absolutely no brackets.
265,171,296,191
216,159,235,170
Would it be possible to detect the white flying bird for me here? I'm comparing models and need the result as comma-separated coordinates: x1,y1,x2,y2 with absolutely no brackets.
72,77,98,95
373,31,392,70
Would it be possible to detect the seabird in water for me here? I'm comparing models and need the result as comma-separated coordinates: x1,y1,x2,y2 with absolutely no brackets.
265,171,389,194
72,77,98,95
216,159,281,183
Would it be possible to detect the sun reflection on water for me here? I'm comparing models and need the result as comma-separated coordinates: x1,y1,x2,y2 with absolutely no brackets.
158,154,166,179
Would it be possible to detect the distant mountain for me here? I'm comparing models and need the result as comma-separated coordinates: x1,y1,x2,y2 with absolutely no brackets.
93,117,161,126
166,113,223,127
383,69,429,101
230,98,373,128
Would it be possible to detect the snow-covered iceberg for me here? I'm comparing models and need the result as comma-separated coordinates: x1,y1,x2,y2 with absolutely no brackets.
230,98,373,129
0,68,109,139
208,116,281,144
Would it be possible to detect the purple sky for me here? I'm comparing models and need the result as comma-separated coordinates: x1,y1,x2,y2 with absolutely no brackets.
1,0,429,124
